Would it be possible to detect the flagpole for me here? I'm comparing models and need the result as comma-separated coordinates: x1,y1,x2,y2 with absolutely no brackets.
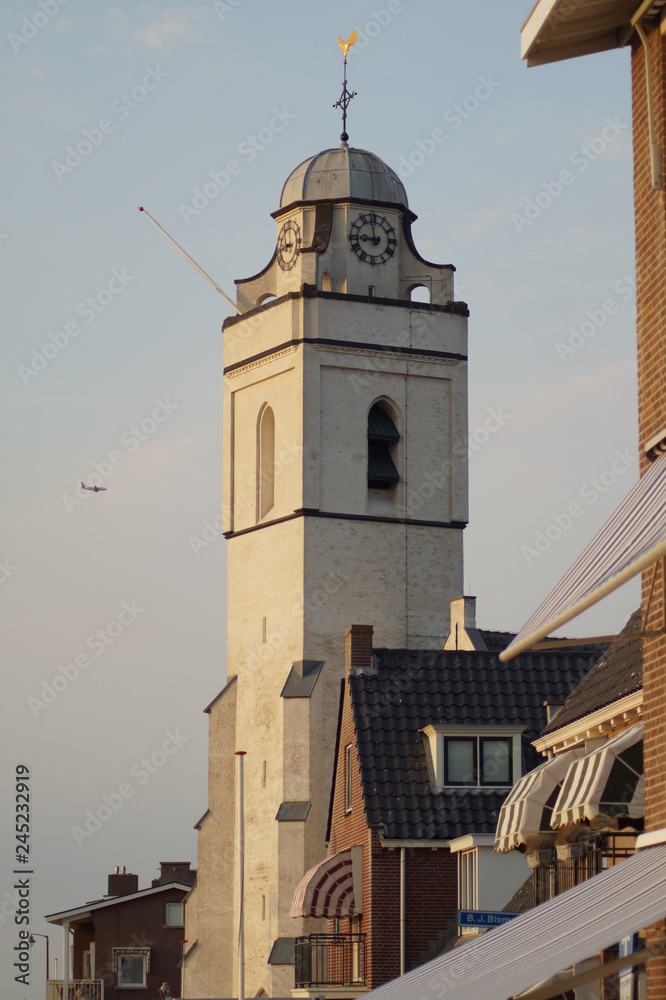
235,751,246,1000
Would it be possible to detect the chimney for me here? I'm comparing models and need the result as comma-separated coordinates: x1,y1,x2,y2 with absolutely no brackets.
345,625,374,676
152,861,197,887
107,869,139,896
443,596,488,651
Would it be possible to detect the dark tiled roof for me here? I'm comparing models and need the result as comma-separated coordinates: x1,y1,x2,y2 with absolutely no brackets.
478,628,606,656
503,874,536,914
478,629,520,651
348,648,598,841
541,610,642,736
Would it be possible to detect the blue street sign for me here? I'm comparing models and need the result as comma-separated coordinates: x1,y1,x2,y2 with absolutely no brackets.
457,909,520,928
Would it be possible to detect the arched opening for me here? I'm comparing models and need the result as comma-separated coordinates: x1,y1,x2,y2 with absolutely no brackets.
257,405,275,521
409,284,431,303
321,271,332,292
256,293,277,308
367,403,400,490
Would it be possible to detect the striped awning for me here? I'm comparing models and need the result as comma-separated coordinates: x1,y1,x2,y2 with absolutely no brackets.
551,724,643,828
500,452,666,662
290,848,360,918
495,748,585,852
359,842,666,1000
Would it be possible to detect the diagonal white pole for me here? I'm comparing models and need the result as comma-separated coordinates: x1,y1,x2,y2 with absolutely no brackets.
138,207,241,314
235,751,246,1000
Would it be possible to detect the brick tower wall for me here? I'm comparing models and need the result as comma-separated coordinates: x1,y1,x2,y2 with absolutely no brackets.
632,20,666,1000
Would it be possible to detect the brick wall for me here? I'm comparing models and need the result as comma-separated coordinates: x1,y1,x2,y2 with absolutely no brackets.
632,19,666,1000
327,626,457,989
71,886,188,998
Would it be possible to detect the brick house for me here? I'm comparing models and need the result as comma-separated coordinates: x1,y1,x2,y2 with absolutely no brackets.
510,4,666,998
45,862,195,999
289,614,601,996
496,610,644,996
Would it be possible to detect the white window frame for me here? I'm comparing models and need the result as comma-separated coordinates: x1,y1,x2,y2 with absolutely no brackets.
345,744,353,813
165,901,184,927
458,847,477,911
114,947,150,988
423,725,524,790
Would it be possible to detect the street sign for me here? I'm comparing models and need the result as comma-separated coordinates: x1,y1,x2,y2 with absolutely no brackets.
458,910,520,928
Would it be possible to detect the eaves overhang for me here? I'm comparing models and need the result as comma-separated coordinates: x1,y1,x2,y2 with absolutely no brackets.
533,689,643,755
45,881,192,924
521,0,666,67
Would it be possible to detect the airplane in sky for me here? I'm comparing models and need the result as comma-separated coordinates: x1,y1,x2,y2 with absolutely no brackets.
81,482,107,492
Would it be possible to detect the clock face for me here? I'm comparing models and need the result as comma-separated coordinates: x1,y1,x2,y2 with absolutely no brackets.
349,212,397,265
276,219,301,271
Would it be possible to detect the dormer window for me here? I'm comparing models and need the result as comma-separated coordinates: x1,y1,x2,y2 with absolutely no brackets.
423,725,523,790
367,404,400,489
445,736,512,786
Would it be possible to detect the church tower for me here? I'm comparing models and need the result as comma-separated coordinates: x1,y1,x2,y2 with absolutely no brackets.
183,138,469,997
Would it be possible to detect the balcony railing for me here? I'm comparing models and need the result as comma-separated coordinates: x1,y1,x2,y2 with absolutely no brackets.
533,833,637,906
47,981,104,1000
295,933,366,988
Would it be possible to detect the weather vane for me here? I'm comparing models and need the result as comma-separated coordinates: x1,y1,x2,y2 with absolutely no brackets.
334,31,358,144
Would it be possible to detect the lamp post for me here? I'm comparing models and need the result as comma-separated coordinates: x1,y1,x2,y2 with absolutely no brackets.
158,984,173,999
28,933,50,982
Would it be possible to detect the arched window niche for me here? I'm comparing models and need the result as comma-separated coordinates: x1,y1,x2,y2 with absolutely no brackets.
257,404,275,521
367,400,401,514
409,283,431,303
321,271,332,292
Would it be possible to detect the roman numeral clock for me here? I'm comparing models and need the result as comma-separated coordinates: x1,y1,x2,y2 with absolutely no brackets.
349,211,397,265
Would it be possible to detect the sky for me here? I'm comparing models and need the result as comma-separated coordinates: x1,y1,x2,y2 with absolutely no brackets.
1,1,640,994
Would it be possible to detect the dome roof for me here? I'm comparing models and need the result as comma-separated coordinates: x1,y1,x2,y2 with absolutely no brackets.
280,145,408,209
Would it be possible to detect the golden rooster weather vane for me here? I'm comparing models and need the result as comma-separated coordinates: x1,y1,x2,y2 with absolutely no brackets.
334,30,358,143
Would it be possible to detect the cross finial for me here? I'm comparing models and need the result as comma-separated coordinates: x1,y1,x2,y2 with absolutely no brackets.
334,31,358,144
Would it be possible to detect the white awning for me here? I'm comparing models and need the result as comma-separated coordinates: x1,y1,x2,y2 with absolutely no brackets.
500,452,666,663
361,842,666,1000
289,848,361,918
495,748,585,852
551,724,644,828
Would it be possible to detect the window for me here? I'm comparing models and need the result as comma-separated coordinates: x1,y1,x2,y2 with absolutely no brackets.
458,848,477,911
165,902,184,926
257,404,275,520
423,725,522,790
114,948,149,987
367,403,400,489
444,736,512,786
345,744,353,812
